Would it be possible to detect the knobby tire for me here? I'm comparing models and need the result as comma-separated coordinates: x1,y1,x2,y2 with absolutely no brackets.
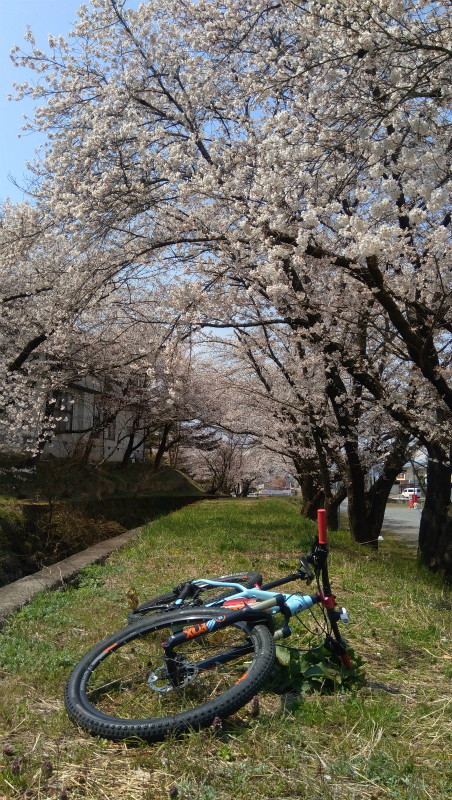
65,608,275,742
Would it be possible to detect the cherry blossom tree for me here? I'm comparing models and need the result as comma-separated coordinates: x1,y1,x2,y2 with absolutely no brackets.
186,0,452,568
185,433,253,495
0,204,200,462
8,0,452,573
200,318,412,539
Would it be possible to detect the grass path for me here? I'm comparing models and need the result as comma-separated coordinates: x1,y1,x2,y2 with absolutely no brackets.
0,498,451,799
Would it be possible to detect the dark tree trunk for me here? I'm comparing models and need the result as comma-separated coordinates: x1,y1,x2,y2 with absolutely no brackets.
240,479,253,497
324,353,409,546
120,418,147,470
208,474,221,494
346,465,376,546
310,423,347,531
299,468,325,520
294,437,346,529
80,411,119,465
324,359,379,545
301,478,344,531
365,475,399,544
325,486,347,531
120,431,136,471
153,423,171,471
346,431,410,547
302,488,325,521
419,447,452,578
300,472,315,506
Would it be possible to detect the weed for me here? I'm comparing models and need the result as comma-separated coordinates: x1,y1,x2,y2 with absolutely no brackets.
265,644,366,695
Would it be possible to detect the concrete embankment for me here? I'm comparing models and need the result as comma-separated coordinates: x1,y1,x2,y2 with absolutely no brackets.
0,527,140,629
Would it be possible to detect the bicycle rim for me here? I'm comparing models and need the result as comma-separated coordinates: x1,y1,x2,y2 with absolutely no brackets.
65,610,275,740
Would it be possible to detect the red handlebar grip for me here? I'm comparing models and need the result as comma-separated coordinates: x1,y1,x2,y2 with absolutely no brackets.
341,653,352,670
317,509,327,544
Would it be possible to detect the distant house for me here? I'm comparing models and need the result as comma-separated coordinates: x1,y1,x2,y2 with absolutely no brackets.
42,377,145,463
392,461,427,495
265,476,291,491
258,475,296,496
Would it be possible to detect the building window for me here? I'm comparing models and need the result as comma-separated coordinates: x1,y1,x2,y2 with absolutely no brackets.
93,405,103,438
106,419,116,441
396,473,406,481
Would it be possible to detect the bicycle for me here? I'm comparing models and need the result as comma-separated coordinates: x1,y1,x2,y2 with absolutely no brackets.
65,510,352,742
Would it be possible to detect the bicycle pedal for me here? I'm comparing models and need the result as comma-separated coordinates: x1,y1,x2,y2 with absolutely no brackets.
126,587,139,611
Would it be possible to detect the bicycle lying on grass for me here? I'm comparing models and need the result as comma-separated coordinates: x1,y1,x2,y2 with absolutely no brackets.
65,511,353,742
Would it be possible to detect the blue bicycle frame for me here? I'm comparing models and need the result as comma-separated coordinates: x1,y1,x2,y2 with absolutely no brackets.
187,578,317,616
159,510,352,669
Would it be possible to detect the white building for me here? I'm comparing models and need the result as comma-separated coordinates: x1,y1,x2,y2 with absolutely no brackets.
42,377,145,463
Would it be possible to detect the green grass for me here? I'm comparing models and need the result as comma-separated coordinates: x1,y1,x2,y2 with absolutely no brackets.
0,497,451,799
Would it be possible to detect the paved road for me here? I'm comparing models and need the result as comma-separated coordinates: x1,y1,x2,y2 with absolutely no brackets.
381,503,421,549
341,500,421,549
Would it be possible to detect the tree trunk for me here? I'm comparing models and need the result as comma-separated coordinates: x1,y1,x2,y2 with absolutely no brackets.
80,410,119,465
120,431,136,471
302,488,325,521
310,423,347,531
365,475,398,544
324,359,379,544
346,430,410,547
325,486,347,531
153,423,171,471
345,453,386,547
347,471,376,546
299,470,325,520
419,447,452,578
300,472,315,506
208,474,221,494
240,479,253,497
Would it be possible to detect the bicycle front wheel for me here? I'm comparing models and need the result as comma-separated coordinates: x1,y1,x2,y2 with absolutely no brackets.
65,608,275,741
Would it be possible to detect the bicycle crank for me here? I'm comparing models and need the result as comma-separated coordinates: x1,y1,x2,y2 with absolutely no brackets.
147,664,199,693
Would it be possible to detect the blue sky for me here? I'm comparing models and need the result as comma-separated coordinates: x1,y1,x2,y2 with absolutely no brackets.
0,1,83,204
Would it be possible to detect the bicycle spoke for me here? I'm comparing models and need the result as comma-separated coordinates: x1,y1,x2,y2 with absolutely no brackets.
85,621,254,720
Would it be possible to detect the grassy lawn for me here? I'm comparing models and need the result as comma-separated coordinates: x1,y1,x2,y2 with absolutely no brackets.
0,497,451,799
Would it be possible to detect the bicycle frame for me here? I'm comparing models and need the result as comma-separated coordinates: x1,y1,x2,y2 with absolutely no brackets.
189,579,319,616
162,510,352,670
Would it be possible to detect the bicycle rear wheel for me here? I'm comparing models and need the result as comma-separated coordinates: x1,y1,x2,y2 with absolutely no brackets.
127,570,263,623
65,608,275,742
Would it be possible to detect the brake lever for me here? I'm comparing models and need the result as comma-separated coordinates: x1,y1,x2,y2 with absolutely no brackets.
306,537,329,570
299,556,315,585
